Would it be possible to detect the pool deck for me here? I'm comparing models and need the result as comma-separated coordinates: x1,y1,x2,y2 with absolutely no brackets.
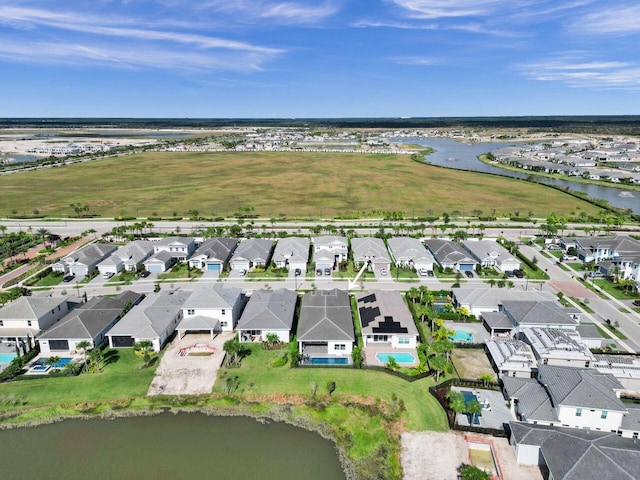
444,321,491,343
363,344,419,367
451,387,512,431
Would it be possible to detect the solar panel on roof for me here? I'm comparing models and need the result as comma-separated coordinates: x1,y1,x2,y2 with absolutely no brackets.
372,316,408,334
359,294,377,304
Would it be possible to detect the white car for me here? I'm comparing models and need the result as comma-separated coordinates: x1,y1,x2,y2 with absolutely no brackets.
380,268,388,276
102,272,114,279
239,269,247,276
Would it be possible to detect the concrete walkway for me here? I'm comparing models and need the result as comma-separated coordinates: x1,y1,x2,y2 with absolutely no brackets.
147,331,234,396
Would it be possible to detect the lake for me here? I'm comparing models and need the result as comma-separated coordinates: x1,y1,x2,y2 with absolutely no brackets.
0,413,346,480
395,137,639,214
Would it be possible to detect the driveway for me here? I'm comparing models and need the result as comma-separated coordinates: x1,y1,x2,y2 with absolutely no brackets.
147,331,235,396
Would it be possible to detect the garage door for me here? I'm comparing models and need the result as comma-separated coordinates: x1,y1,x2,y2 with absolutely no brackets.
459,263,474,271
111,336,135,347
48,340,69,351
147,264,163,272
207,263,221,271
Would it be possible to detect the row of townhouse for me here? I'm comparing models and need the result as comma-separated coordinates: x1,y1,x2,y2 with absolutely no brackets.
424,238,521,273
0,288,420,368
559,235,640,284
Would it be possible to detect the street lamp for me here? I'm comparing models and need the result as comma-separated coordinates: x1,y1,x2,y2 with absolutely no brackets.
295,269,300,291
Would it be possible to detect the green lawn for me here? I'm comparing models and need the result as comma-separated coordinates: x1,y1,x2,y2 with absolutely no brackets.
0,151,602,218
213,345,448,432
0,349,157,410
593,279,640,300
31,271,64,287
332,263,376,280
157,263,202,280
521,264,550,280
566,262,586,271
247,266,289,280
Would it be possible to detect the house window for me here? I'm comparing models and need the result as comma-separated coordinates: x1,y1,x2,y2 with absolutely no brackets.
373,335,388,342
398,337,410,345
542,358,548,365
334,344,346,351
27,321,32,327
187,309,195,315
0,320,3,327
221,321,228,328
601,410,608,419
222,309,226,315
576,408,582,417
633,433,638,439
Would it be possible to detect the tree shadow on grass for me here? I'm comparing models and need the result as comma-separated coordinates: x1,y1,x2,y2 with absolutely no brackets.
103,349,120,366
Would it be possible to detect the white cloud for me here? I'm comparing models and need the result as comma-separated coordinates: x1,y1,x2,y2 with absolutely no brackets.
0,5,282,71
389,0,502,19
578,4,640,34
517,54,640,91
391,56,440,66
198,0,337,24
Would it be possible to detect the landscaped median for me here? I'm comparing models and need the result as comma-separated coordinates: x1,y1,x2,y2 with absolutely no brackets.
0,344,449,480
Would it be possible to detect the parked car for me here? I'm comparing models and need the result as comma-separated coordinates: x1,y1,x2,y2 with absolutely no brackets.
239,269,247,276
427,270,434,277
63,275,75,282
505,270,515,278
324,268,331,276
102,272,114,279
513,269,524,278
139,270,150,278
633,300,640,307
316,269,322,276
464,271,473,278
294,268,302,276
418,268,428,277
380,268,388,276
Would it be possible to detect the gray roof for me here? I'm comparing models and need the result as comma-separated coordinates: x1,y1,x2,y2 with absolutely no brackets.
424,239,477,266
356,290,418,337
503,376,557,422
453,288,556,311
485,338,536,372
62,243,117,267
144,250,174,264
190,237,237,262
107,290,191,339
351,237,390,265
272,237,310,264
482,311,513,330
0,296,69,320
298,289,354,343
386,236,434,265
231,238,274,263
313,236,348,250
39,291,143,340
237,289,297,331
576,323,604,340
621,403,640,432
99,240,154,267
154,236,195,248
502,300,579,327
176,315,220,331
538,365,626,412
511,423,640,480
183,284,242,310
462,240,519,265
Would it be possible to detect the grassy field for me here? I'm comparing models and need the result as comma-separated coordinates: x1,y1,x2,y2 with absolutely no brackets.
0,151,601,218
213,345,448,432
0,349,157,410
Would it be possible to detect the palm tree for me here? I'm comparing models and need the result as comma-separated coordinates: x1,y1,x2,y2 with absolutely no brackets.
446,390,465,422
406,287,420,304
430,355,448,383
465,399,483,425
133,340,155,367
76,341,91,363
44,356,61,369
87,348,104,373
36,228,50,247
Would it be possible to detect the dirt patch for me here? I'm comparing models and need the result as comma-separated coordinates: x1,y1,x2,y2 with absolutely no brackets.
401,431,543,480
147,332,235,396
451,348,496,381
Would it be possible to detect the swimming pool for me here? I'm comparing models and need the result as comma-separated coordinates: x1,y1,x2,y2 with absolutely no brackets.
450,329,474,342
0,353,16,363
376,352,416,364
460,390,482,425
310,357,349,365
30,357,73,369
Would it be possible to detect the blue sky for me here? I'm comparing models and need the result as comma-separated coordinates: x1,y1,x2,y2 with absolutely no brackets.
1,0,639,117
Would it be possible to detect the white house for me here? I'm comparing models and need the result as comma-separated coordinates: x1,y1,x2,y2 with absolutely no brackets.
0,296,71,345
106,290,191,351
229,238,274,271
313,236,348,270
271,237,310,272
387,237,435,271
356,290,418,348
424,239,477,272
187,237,238,273
97,240,154,275
38,291,143,355
176,285,244,337
351,237,391,271
151,236,196,261
143,251,176,273
462,239,521,272
52,243,118,276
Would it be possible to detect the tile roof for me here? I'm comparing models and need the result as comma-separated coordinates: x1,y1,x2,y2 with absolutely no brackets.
272,237,310,264
230,238,274,262
298,289,354,342
237,288,297,331
386,236,434,264
356,290,418,337
0,296,69,321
